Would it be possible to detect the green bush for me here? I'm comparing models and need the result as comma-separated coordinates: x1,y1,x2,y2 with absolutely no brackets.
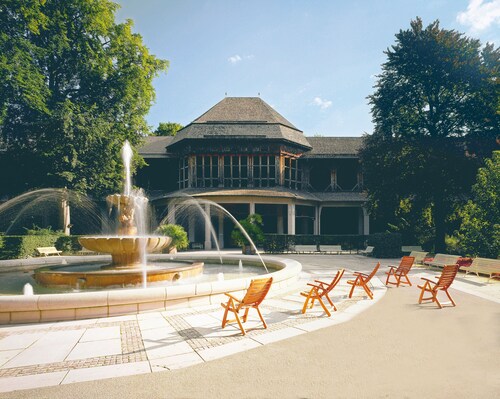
56,236,83,253
368,232,402,258
0,235,61,259
231,214,265,251
156,224,189,251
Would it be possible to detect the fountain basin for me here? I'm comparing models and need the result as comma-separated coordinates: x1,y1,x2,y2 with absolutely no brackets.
33,261,204,288
78,236,171,267
0,254,302,324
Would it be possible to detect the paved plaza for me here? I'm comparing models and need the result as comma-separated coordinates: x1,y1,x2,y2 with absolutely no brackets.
0,253,499,398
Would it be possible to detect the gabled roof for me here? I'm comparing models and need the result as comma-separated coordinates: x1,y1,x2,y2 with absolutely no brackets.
168,97,312,150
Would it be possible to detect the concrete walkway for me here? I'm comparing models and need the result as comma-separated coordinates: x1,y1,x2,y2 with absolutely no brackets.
0,254,499,398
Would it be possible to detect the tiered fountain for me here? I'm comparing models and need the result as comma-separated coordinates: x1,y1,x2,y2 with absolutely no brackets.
34,142,204,288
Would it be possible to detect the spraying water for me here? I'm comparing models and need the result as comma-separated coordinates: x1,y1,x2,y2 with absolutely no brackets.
23,283,34,296
121,140,133,197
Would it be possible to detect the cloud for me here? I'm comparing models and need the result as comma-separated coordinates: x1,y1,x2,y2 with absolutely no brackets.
228,54,254,64
313,97,332,110
228,55,242,64
457,0,500,32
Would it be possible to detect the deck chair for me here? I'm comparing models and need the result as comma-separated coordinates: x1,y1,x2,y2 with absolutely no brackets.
300,269,345,317
418,264,459,309
347,262,380,299
221,277,273,336
385,256,415,287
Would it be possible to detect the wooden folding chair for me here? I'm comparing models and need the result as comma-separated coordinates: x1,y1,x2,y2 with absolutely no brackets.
347,262,380,299
300,269,345,317
221,277,273,335
385,256,415,287
418,264,459,309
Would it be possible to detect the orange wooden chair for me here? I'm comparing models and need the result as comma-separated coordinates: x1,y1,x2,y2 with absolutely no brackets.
347,262,380,299
221,277,273,335
300,269,345,317
418,264,459,309
385,256,415,287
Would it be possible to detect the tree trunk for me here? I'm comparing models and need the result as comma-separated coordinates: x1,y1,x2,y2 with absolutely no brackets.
433,200,447,253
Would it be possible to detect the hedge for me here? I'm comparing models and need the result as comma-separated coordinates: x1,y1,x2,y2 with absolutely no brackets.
0,235,85,259
263,234,369,253
367,232,402,258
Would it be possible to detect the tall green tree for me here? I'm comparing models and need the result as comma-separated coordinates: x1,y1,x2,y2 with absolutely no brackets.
360,18,499,252
154,122,183,136
458,151,500,258
0,0,168,198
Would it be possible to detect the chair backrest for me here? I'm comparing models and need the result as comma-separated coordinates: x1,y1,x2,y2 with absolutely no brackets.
398,256,415,273
323,269,345,295
365,262,381,282
435,264,459,290
242,277,273,306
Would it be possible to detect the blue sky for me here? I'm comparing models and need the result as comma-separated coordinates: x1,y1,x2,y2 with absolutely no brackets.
116,0,500,137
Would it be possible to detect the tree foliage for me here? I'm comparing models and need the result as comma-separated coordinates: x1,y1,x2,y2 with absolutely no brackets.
154,122,183,136
458,151,500,258
360,18,499,252
0,0,168,198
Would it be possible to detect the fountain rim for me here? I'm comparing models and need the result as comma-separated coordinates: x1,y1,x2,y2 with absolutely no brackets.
0,254,302,325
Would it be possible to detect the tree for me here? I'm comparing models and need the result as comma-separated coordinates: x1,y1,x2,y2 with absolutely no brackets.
0,0,168,198
458,151,500,258
360,18,499,252
154,122,183,136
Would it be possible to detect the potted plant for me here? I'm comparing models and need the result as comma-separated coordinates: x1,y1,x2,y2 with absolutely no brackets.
156,224,189,254
231,214,265,255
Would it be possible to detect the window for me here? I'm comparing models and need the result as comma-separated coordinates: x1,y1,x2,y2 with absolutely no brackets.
284,156,302,190
252,155,276,187
195,155,219,188
223,155,248,188
178,157,189,189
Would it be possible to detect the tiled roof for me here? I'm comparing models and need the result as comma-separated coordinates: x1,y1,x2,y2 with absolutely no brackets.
304,137,363,158
138,136,174,157
169,97,312,150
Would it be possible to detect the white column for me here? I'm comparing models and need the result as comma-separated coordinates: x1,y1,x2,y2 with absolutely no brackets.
218,212,224,249
362,206,370,235
249,202,255,215
188,213,195,242
167,203,176,225
204,203,212,250
314,206,320,235
287,203,295,235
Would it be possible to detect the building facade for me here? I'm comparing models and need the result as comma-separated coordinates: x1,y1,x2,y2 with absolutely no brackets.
137,97,368,248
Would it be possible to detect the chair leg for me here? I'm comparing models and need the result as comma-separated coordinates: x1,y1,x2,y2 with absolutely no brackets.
317,297,331,317
234,312,246,335
221,299,232,328
242,307,250,322
434,291,443,309
401,273,412,287
255,306,268,329
324,293,334,307
348,276,360,298
418,282,430,304
444,289,456,307
361,282,374,299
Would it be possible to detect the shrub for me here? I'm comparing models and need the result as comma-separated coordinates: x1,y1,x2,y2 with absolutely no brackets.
368,232,402,258
231,214,265,250
156,224,189,251
56,236,83,253
0,235,61,259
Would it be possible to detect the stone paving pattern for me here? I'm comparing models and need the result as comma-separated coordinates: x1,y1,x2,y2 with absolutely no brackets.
0,254,498,394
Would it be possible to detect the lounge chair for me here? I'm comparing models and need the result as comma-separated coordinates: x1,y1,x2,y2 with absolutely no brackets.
460,257,500,282
221,277,273,335
418,264,459,309
347,262,380,299
408,251,429,265
300,269,345,317
359,246,374,256
385,256,415,287
423,253,461,269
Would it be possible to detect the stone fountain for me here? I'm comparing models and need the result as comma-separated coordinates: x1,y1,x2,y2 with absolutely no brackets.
33,141,204,288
